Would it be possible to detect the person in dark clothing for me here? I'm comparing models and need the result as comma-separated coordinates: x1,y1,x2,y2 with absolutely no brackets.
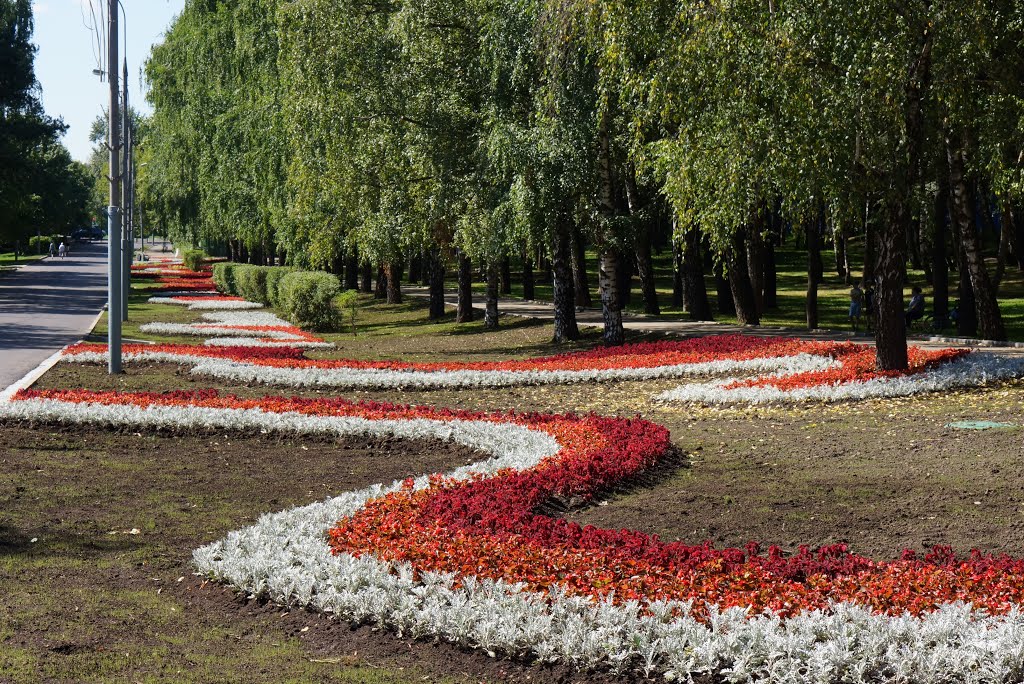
905,286,925,327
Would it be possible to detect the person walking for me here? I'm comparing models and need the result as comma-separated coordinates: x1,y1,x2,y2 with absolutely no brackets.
848,282,864,332
57,241,67,259
48,241,56,258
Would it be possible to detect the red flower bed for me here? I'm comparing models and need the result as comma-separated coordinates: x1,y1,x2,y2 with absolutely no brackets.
723,346,971,391
131,268,210,279
144,281,216,292
64,342,308,362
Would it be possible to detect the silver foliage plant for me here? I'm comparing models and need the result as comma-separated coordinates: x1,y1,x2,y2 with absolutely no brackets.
657,352,1024,404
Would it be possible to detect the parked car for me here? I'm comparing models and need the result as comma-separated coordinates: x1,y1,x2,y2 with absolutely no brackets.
71,226,105,241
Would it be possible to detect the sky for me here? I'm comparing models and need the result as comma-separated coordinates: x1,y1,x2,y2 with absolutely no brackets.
31,0,185,162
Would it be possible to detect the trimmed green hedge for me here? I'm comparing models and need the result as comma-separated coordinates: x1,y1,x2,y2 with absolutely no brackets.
214,263,339,331
265,266,295,307
183,249,207,272
233,264,270,305
29,235,65,253
278,271,341,331
211,262,236,294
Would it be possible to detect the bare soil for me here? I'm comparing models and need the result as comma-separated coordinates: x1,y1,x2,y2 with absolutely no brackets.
1,424,596,683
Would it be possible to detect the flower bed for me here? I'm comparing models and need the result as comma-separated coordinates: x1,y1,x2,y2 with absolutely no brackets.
658,346,1024,404
148,295,264,310
136,310,334,349
61,332,1024,400
4,387,1024,681
61,335,844,389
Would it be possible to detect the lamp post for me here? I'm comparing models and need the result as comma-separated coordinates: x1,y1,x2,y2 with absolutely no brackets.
106,0,122,373
121,58,131,322
138,162,148,249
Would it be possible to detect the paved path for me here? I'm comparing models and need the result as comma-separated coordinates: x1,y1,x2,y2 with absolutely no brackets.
0,240,109,391
402,286,1024,353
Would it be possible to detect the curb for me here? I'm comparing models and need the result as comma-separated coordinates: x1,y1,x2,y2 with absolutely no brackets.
0,346,67,402
0,307,107,402
920,335,1024,349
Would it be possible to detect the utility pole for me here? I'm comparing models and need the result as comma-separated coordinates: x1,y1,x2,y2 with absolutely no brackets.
107,0,122,373
121,58,130,322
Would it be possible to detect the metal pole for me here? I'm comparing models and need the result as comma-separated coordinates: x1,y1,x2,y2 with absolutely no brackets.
107,0,121,373
121,59,130,322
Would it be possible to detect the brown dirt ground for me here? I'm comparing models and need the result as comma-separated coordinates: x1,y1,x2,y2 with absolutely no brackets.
2,424,615,683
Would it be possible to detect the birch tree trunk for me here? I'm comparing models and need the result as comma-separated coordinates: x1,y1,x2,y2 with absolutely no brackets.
931,177,950,328
727,233,759,325
569,227,592,307
344,249,359,291
875,196,910,369
806,219,820,330
552,216,580,342
359,260,372,293
374,264,387,299
384,262,402,304
947,131,1005,340
683,224,712,321
456,251,473,323
427,247,445,320
499,256,512,295
484,261,499,329
671,238,684,309
599,250,625,345
746,221,764,315
595,109,625,344
522,254,535,301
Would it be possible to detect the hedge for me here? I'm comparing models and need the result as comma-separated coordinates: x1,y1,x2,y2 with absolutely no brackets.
233,264,270,305
278,271,341,331
29,235,65,253
212,262,237,294
265,266,295,307
182,249,207,272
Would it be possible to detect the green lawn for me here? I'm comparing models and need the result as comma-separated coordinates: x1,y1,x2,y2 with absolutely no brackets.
0,251,46,267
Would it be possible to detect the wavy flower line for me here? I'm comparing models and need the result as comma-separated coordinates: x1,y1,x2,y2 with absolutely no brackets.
4,389,1024,680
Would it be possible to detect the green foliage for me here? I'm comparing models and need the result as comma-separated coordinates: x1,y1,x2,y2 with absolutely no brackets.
211,262,236,295
264,265,294,308
144,0,285,256
0,1,90,243
278,271,341,331
28,234,64,253
229,264,296,306
182,250,207,272
230,265,265,303
336,289,360,335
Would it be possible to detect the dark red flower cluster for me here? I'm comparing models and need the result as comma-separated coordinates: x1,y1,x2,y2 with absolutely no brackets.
724,346,971,391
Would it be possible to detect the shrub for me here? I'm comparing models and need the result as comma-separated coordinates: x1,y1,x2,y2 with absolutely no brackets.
337,289,360,335
278,271,341,331
29,235,64,253
233,264,270,304
211,262,237,295
182,249,207,272
265,266,295,308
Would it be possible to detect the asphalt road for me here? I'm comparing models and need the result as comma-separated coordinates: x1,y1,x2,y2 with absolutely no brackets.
0,240,109,392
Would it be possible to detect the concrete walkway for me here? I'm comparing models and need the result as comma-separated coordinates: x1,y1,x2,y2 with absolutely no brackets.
0,240,109,391
402,286,1024,353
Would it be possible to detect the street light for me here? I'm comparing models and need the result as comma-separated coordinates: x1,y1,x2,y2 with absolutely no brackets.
103,0,122,373
137,162,148,248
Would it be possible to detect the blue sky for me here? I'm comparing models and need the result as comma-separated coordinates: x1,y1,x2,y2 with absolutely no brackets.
31,0,185,162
